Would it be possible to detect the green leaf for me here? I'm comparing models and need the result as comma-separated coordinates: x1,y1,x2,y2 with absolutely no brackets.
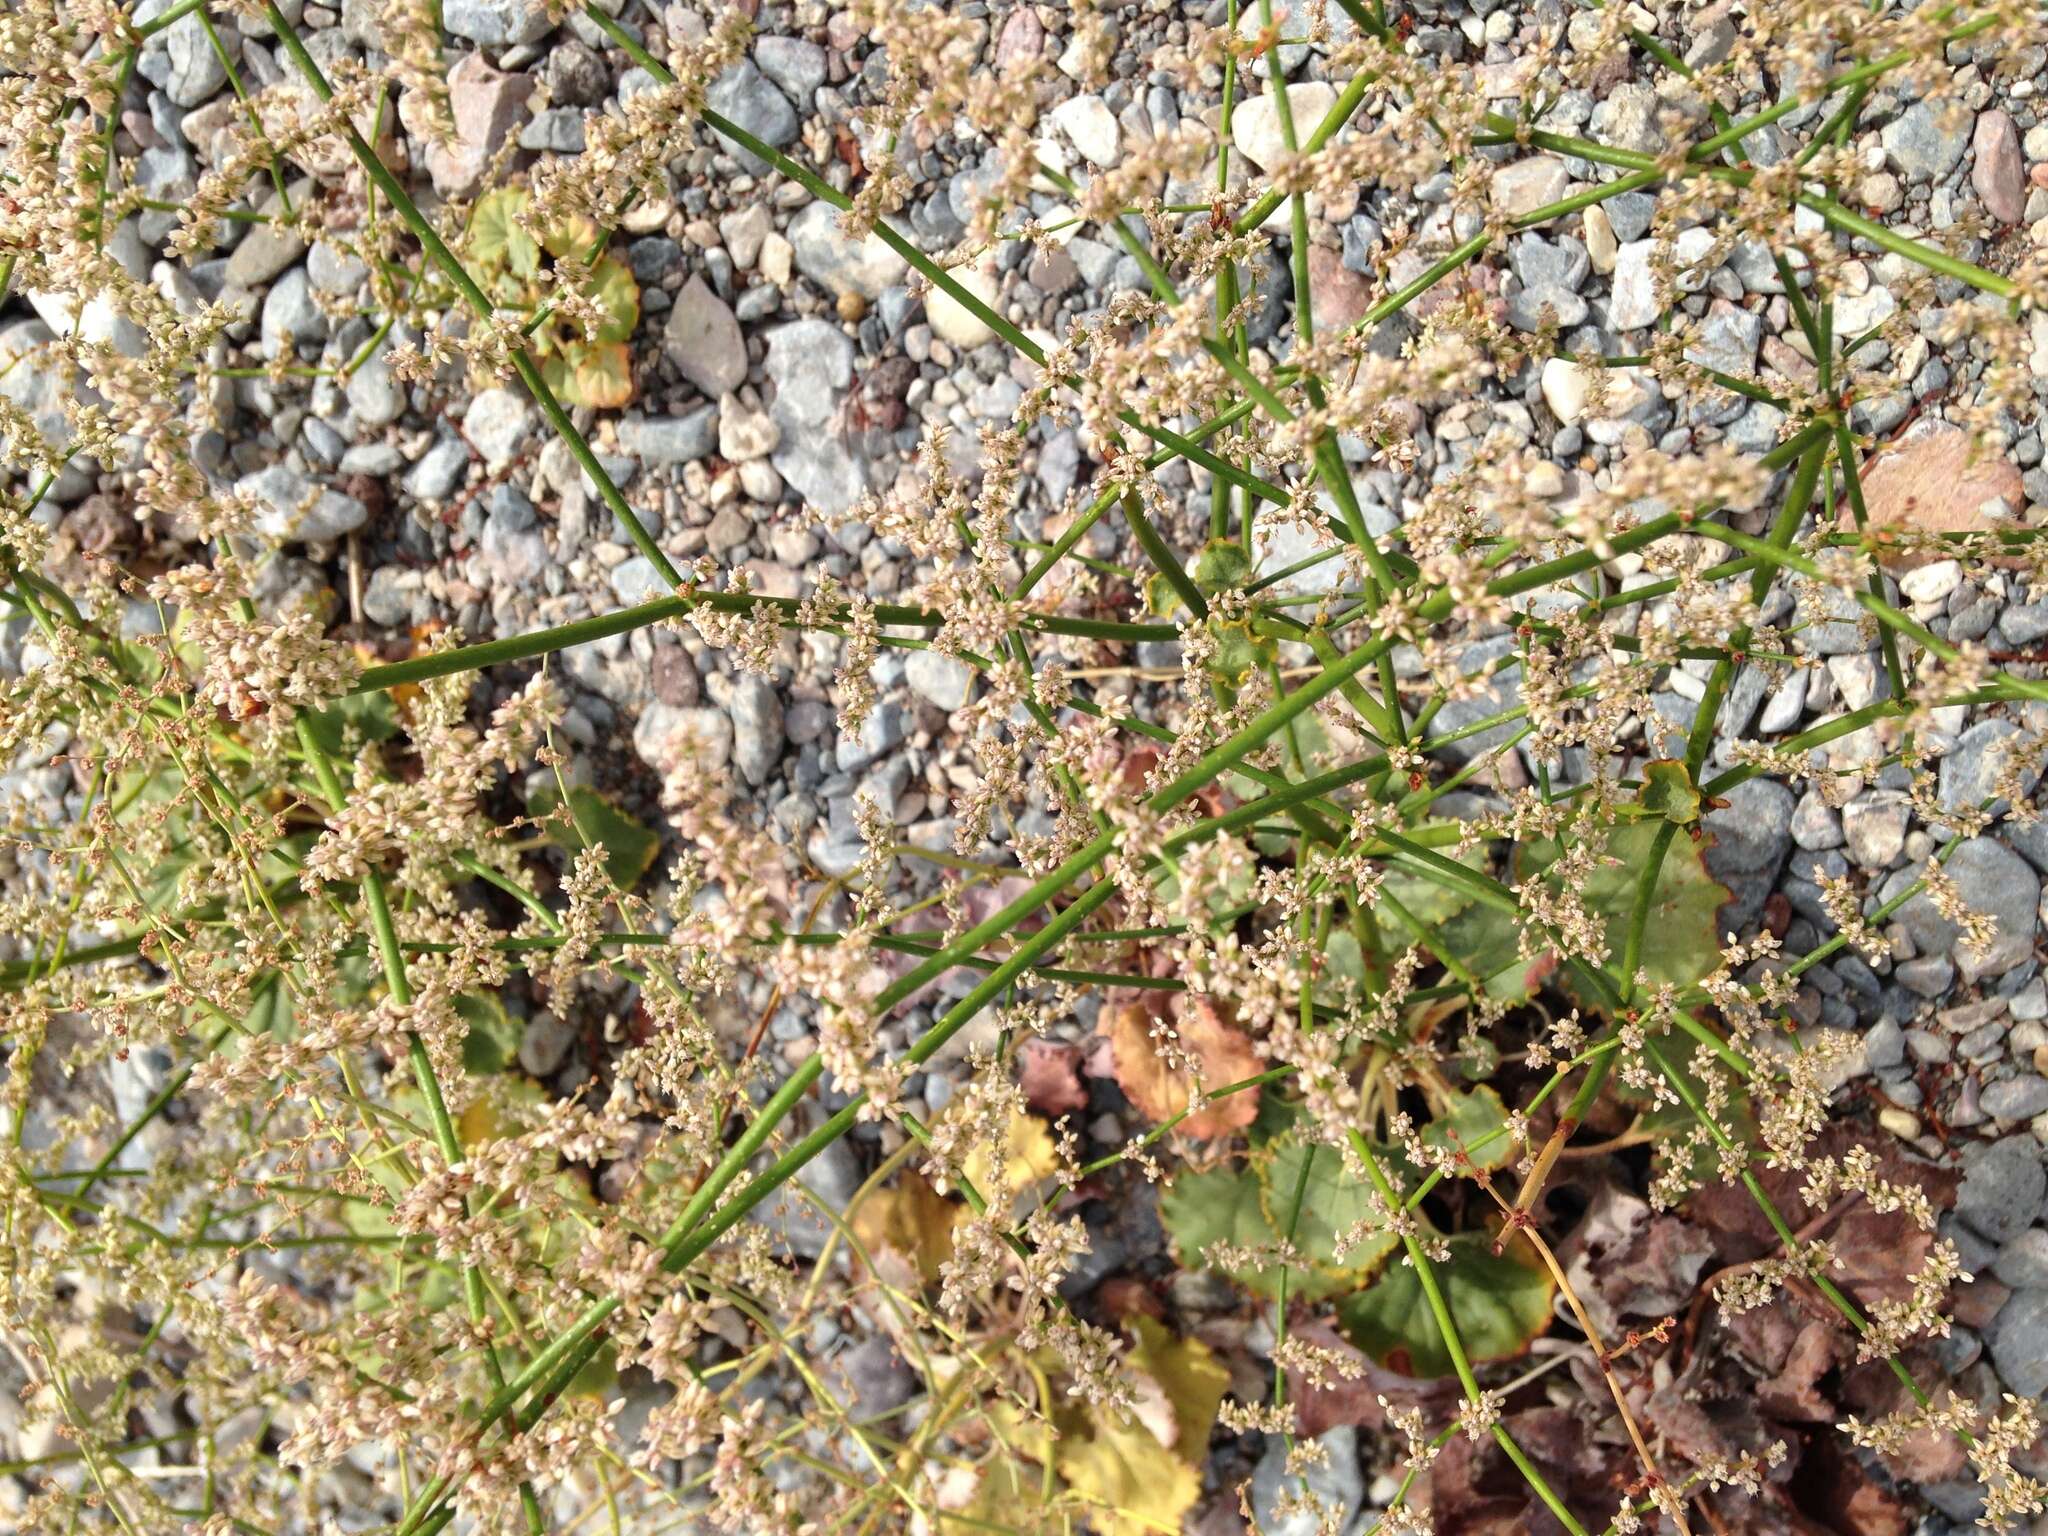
527,782,661,889
1204,616,1273,688
245,977,293,1040
1418,1085,1515,1174
469,188,539,278
535,207,602,262
1246,1092,1299,1147
1337,1232,1554,1378
1380,843,1485,928
1435,901,1555,1005
1519,820,1730,999
1160,1163,1288,1296
1159,1158,1353,1301
456,993,522,1076
300,690,399,758
1193,538,1253,593
1259,1135,1399,1285
549,340,635,409
586,256,640,343
1638,758,1701,825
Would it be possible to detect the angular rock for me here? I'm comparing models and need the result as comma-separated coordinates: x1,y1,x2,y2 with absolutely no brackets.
1608,238,1663,331
1685,299,1763,377
1540,357,1593,424
1590,82,1666,155
259,267,325,360
1994,1229,2048,1288
926,262,1000,349
721,203,773,270
1881,98,1972,182
610,556,669,607
787,201,908,300
663,276,747,398
406,438,471,503
1051,94,1120,167
1940,718,2039,817
719,394,781,461
727,675,785,787
346,349,405,428
756,37,828,104
464,387,533,472
1250,1427,1363,1536
706,60,798,174
238,463,367,542
1847,421,2025,555
224,221,307,290
160,8,228,107
906,650,974,711
1231,82,1335,171
619,407,719,468
1878,836,2040,983
1984,1076,2048,1122
1842,792,1909,869
1492,156,1572,220
444,0,552,48
1956,1135,2046,1244
1704,778,1794,933
422,53,532,199
766,320,862,514
634,700,733,775
1990,1287,2048,1399
479,493,547,585
1304,244,1374,332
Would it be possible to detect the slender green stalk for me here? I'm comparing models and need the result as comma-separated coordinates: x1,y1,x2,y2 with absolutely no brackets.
293,717,545,1536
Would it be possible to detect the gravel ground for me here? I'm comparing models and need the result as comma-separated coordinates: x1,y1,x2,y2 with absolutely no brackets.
5,0,2048,1527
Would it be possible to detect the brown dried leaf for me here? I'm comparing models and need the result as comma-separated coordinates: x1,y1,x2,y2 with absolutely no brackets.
1795,1434,1915,1536
1426,1406,1627,1536
1557,1180,1716,1340
1284,1321,1457,1438
1687,1125,1958,1318
1098,996,1261,1140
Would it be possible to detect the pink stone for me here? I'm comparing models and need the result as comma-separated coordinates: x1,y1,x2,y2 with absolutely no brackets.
1972,108,2025,224
1848,420,2026,568
418,53,531,199
995,7,1045,69
1304,244,1375,333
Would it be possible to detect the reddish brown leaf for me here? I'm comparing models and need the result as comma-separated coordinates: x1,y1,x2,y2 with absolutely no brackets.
1796,1434,1915,1536
1558,1181,1715,1340
1285,1322,1456,1438
1018,1037,1088,1117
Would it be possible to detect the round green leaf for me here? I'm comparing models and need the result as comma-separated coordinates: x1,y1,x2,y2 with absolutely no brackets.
1519,820,1730,998
1258,1136,1399,1283
1336,1232,1554,1378
1418,1085,1516,1175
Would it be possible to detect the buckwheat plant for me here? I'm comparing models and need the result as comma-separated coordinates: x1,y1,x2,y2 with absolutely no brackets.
4,0,2048,1533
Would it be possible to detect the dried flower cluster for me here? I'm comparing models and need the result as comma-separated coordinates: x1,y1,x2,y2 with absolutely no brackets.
3,0,2047,1533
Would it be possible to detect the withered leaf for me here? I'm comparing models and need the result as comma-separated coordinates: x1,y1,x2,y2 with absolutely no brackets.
1098,995,1262,1139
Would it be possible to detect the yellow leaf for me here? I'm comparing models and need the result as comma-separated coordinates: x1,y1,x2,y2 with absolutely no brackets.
960,1108,1062,1203
1125,1316,1229,1458
1054,1409,1201,1536
931,1448,1058,1536
849,1171,959,1285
